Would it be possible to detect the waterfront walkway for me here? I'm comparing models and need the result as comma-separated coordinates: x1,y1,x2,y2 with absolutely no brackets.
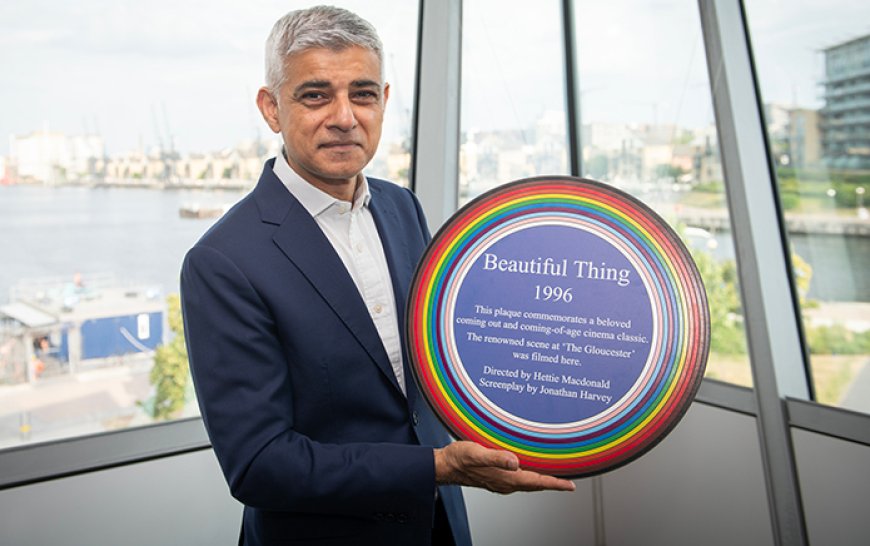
671,205,870,237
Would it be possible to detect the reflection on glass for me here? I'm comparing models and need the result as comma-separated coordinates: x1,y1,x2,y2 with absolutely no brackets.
569,1,752,386
746,0,870,412
0,1,419,449
460,0,569,202
459,1,752,387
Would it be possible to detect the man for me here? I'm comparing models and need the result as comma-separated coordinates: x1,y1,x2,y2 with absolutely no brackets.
181,6,574,545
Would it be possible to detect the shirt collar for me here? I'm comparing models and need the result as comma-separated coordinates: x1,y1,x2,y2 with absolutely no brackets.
272,152,371,218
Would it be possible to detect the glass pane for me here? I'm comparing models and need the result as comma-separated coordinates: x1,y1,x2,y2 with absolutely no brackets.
745,0,870,412
0,1,419,450
460,0,570,202
571,0,752,386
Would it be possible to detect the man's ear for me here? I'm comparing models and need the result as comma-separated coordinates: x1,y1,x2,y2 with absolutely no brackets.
256,87,281,133
383,82,390,107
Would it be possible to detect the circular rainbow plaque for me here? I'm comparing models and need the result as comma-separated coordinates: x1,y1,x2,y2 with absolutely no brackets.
406,177,709,478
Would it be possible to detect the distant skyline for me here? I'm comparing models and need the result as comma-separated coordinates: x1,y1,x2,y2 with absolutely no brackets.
1,0,867,157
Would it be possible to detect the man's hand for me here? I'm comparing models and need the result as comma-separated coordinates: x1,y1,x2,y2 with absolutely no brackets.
434,441,576,494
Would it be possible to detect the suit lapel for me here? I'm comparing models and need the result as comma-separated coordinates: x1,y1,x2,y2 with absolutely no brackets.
369,182,418,409
368,184,412,332
253,163,404,396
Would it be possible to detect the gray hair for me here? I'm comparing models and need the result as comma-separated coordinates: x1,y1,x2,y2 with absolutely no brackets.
265,5,384,95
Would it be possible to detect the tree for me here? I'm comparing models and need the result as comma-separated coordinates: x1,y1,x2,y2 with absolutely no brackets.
689,243,747,355
145,294,190,420
586,155,610,180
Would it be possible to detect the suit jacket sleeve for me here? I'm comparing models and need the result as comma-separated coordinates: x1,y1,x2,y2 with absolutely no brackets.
181,239,436,521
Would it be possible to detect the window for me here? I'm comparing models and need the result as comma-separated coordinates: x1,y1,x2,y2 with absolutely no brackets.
460,0,570,203
458,0,753,388
570,0,752,387
0,1,419,451
745,0,870,412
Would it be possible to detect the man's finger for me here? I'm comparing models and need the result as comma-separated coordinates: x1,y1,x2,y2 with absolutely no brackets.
461,442,519,470
508,470,576,492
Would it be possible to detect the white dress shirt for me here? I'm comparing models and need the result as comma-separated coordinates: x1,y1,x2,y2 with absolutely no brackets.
273,155,406,395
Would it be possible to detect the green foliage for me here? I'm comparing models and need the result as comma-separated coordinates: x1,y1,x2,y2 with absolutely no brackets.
672,130,694,146
690,180,724,194
831,180,867,208
806,324,870,355
688,244,747,355
586,155,610,180
654,164,687,179
779,192,800,210
145,294,190,420
774,167,870,209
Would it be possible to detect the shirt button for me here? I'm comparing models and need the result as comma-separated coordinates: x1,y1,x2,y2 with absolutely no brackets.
355,243,364,254
373,304,383,314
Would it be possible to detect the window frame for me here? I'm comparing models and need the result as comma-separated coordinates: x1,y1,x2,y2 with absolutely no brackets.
2,3,869,520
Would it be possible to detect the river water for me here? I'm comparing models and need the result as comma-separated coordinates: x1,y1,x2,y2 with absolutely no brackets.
708,229,870,303
1,184,868,303
0,184,247,302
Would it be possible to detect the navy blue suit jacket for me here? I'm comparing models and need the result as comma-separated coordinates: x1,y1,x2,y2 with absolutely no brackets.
181,159,471,545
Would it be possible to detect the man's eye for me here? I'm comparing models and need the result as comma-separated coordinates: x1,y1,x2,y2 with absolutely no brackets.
299,92,328,102
353,90,379,101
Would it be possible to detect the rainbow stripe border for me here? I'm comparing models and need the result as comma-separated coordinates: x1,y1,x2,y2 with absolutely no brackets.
406,177,710,478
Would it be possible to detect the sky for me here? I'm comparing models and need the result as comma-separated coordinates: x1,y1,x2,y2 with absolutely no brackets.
463,0,870,133
1,0,868,157
0,0,419,156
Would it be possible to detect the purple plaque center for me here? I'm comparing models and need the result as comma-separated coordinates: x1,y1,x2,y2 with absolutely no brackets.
452,224,654,424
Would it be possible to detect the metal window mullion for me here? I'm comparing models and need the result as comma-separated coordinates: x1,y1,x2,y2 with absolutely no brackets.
0,418,210,490
411,0,462,231
698,1,809,545
561,0,582,178
560,3,607,546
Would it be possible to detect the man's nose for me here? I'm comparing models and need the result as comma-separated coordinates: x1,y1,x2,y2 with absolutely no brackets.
327,95,357,131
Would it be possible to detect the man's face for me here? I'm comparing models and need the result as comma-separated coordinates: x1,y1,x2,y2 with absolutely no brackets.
258,46,389,197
